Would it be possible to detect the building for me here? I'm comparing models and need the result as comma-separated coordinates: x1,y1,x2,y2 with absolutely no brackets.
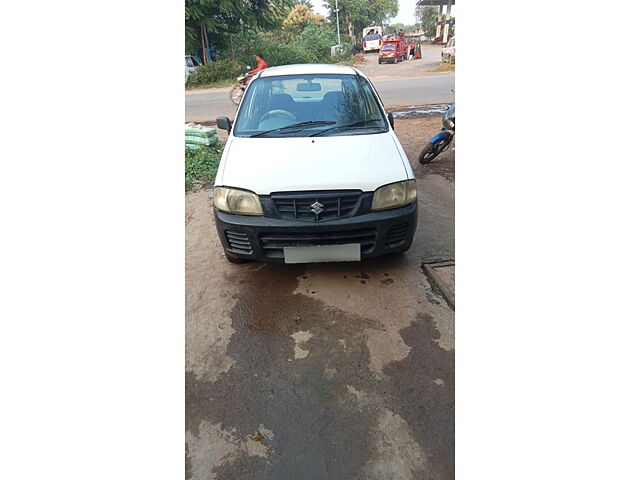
416,0,455,44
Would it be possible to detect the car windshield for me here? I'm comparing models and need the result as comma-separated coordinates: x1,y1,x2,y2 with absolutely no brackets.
234,73,388,137
381,44,396,51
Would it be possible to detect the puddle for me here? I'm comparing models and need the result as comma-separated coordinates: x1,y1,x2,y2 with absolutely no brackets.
389,104,451,119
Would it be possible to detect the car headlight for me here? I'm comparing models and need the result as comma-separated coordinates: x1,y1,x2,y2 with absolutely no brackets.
213,187,263,216
372,180,417,211
443,118,455,129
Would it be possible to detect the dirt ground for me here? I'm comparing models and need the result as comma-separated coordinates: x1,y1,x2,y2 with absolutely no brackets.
356,44,445,81
392,114,455,183
186,101,455,479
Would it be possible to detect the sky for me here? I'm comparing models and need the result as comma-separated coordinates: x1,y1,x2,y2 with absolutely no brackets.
310,0,455,27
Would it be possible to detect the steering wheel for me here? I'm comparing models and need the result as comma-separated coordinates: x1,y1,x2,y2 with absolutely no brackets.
259,109,296,124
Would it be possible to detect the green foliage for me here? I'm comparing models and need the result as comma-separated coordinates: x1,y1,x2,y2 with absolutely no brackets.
264,43,316,66
185,143,223,191
187,21,353,89
186,59,245,87
415,5,439,36
323,0,398,42
283,3,325,35
185,0,295,56
298,24,339,62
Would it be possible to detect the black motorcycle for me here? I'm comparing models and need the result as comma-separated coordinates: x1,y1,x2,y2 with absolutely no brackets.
418,103,455,164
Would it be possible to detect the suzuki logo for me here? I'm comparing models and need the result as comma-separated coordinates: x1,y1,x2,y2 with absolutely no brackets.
310,201,324,215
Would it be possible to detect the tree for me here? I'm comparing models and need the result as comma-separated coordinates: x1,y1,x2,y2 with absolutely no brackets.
414,5,439,36
185,0,294,61
323,0,398,45
283,4,325,34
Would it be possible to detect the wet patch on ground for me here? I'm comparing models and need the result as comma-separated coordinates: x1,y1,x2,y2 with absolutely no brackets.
388,104,452,119
382,313,455,479
187,264,382,479
186,260,454,479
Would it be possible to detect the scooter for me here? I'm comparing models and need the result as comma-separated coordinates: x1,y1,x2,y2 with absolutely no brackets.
418,103,455,164
229,66,253,106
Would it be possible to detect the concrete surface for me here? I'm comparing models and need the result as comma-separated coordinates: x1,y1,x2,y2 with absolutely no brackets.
186,165,455,478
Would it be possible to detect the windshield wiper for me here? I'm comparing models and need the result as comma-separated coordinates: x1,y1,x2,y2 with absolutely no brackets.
250,121,336,137
310,119,384,137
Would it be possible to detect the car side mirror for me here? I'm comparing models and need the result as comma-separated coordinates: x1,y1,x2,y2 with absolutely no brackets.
387,112,395,129
246,65,251,70
216,116,232,132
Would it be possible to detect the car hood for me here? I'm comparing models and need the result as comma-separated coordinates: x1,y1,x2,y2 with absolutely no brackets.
217,133,409,195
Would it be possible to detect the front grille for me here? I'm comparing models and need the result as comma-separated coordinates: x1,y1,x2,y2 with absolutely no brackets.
271,191,362,222
259,228,376,259
386,223,409,248
225,230,253,254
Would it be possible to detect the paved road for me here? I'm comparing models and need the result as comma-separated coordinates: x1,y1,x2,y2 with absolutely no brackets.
185,74,455,123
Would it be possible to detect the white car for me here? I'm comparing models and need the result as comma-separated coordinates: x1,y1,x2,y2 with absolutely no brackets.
441,37,455,63
185,55,199,83
214,64,417,264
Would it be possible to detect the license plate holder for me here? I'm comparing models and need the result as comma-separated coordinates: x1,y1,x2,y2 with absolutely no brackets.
283,244,361,264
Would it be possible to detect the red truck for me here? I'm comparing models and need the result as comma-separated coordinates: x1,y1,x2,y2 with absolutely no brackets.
378,32,408,64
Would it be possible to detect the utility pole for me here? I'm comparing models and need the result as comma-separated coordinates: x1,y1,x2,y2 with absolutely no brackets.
335,0,340,45
201,24,207,65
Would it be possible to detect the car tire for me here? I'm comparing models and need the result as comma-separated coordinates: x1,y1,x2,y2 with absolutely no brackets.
378,59,382,64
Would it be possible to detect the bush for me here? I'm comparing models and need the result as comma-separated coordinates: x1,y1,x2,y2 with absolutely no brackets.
264,43,315,66
298,24,338,62
187,59,244,87
185,143,223,191
185,24,356,89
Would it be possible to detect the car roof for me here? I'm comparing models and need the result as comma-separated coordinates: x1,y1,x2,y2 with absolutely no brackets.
258,63,359,78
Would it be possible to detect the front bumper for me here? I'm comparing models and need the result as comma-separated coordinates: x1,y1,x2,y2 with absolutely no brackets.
214,202,418,263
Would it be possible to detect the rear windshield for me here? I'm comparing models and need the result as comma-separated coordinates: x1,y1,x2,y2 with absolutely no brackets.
364,34,382,41
234,73,388,138
381,44,396,51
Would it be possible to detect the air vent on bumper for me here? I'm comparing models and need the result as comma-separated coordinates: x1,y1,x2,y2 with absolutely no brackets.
225,230,253,254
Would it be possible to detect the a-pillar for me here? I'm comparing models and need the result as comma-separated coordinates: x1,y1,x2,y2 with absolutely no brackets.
435,5,443,38
442,0,452,43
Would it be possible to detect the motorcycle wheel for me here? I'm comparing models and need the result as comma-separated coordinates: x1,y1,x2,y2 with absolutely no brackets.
418,139,447,164
230,86,244,105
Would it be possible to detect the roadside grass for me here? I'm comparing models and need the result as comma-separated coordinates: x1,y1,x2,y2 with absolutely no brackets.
185,78,236,91
428,62,455,72
185,143,223,191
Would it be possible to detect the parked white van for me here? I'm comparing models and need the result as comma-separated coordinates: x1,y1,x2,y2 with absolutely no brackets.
214,64,417,264
362,26,383,52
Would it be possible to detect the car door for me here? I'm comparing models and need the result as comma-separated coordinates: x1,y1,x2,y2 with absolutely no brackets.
443,38,453,61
